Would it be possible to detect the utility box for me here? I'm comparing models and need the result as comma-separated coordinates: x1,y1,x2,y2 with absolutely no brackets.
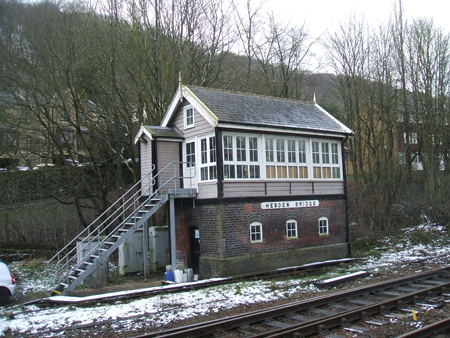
76,237,109,287
118,229,144,275
118,226,170,275
149,225,169,270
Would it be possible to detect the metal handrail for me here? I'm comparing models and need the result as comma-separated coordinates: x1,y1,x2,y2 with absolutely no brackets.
47,161,195,280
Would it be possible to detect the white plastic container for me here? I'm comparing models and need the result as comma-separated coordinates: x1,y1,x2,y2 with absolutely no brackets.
174,269,183,283
182,273,188,282
193,274,199,281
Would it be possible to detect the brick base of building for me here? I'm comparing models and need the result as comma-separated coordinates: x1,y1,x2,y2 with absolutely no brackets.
199,242,349,279
174,196,349,279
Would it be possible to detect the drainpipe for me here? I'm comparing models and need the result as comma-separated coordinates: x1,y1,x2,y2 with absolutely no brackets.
169,194,176,270
342,135,352,258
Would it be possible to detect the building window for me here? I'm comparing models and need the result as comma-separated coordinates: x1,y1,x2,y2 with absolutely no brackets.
319,217,329,235
223,134,260,180
397,113,404,122
404,132,418,144
186,141,195,168
286,220,297,239
184,106,194,129
250,222,263,243
313,141,341,179
200,136,216,181
223,133,341,181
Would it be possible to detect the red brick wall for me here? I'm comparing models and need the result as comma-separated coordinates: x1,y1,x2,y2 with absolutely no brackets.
174,197,348,276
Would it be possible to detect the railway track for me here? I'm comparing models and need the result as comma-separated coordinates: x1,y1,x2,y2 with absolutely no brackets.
133,266,450,338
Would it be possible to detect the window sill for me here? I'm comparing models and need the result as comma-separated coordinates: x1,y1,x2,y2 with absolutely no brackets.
250,241,264,244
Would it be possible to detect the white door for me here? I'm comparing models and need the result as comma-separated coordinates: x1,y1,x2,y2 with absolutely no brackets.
184,140,198,189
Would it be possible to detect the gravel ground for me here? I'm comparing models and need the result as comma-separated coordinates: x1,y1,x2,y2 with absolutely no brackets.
62,260,450,337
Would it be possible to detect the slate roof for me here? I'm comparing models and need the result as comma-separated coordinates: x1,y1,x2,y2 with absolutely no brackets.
188,86,353,136
143,126,183,139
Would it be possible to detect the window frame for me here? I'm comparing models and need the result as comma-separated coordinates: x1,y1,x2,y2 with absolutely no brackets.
312,140,341,179
319,217,329,235
286,220,298,239
184,106,194,129
199,135,217,181
250,222,263,243
223,133,261,180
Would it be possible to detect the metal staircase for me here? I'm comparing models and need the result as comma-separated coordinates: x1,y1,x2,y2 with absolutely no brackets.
48,161,195,296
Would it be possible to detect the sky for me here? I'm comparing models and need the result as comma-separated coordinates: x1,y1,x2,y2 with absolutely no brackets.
267,0,450,38
1,223,448,337
265,0,449,71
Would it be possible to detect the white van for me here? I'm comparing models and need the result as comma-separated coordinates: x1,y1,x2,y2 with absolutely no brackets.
0,260,17,306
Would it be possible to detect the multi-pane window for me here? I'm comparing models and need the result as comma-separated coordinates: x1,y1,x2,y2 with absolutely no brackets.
266,137,309,179
312,141,340,179
222,133,341,181
186,141,195,168
200,136,216,181
184,107,194,128
404,132,418,144
223,134,260,179
250,222,263,243
286,220,297,239
319,217,329,235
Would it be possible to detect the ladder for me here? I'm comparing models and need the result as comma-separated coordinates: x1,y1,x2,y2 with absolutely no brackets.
48,161,195,296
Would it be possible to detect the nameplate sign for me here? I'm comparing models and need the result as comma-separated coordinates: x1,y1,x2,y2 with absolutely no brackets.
261,200,319,210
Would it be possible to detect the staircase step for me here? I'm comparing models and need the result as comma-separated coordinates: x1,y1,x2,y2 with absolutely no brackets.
105,241,115,246
118,229,128,232
69,275,78,280
60,282,68,287
112,235,121,239
99,248,108,252
91,254,100,259
75,268,85,273
84,261,93,265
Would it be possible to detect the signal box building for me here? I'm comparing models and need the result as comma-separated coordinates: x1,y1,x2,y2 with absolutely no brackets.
135,85,354,279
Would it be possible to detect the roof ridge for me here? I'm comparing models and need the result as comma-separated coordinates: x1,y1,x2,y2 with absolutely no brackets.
186,85,316,105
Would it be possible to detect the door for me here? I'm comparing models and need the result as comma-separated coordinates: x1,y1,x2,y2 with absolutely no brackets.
184,140,198,189
190,226,200,275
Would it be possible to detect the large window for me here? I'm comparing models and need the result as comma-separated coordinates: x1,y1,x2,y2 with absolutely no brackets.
223,134,260,179
200,136,217,181
286,220,298,239
265,136,309,179
312,141,341,179
250,222,263,243
222,133,342,181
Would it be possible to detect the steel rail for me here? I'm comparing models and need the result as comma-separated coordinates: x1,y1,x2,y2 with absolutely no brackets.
132,267,450,338
256,282,450,337
396,317,450,338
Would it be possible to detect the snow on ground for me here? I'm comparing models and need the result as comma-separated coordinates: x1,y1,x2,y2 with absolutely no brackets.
1,223,449,337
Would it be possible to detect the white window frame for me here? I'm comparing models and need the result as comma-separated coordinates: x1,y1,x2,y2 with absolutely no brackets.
265,136,310,180
222,133,342,181
184,106,194,129
199,135,217,181
311,140,341,179
185,140,195,168
319,217,329,235
250,222,263,243
223,133,261,180
286,220,298,239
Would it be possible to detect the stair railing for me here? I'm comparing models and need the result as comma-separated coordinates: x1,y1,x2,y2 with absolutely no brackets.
47,161,195,281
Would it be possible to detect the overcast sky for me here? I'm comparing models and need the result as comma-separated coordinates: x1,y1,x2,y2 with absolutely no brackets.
264,0,448,71
267,0,449,37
